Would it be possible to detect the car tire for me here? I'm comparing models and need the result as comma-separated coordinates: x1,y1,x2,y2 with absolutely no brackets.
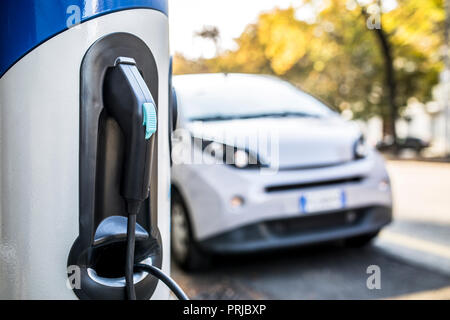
344,230,380,248
171,191,211,271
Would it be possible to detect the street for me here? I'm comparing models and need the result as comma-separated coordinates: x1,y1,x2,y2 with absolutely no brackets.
172,160,450,299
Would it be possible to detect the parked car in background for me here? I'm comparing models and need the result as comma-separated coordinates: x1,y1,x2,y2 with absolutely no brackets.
377,136,430,154
170,73,393,270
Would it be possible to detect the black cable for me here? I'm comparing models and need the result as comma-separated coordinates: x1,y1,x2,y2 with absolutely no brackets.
135,263,189,300
125,213,137,300
125,204,188,300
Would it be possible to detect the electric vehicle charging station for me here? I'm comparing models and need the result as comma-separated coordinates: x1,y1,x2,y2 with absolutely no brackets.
0,0,183,300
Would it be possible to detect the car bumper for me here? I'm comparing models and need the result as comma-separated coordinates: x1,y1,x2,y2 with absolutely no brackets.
198,205,391,253
172,150,392,246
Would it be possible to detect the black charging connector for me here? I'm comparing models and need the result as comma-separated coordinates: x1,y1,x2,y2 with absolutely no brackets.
104,57,157,300
103,58,155,206
103,57,188,300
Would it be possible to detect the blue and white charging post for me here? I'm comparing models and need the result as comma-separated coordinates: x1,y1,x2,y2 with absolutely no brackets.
0,0,172,299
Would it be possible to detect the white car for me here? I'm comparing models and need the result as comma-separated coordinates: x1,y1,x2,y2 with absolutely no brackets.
170,73,392,270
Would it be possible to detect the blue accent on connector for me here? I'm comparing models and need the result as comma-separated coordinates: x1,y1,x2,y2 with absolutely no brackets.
0,0,168,78
142,102,157,140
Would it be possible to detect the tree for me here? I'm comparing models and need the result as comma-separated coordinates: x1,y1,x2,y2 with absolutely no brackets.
360,0,445,143
362,1,398,142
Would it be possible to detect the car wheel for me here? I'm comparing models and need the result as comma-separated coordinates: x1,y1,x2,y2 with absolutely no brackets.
171,192,211,271
344,230,380,248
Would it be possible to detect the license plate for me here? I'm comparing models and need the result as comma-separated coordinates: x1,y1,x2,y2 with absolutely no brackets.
299,189,346,214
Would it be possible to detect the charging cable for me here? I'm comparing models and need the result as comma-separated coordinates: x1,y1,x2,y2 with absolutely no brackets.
134,264,189,300
125,213,137,300
125,214,189,300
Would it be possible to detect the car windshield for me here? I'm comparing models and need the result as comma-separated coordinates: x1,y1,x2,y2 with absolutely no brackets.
173,74,335,121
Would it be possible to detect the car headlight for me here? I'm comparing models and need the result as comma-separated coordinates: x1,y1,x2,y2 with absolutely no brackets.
198,138,263,169
354,135,368,159
234,149,249,168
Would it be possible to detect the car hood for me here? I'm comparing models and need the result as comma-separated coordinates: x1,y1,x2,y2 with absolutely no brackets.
187,116,361,169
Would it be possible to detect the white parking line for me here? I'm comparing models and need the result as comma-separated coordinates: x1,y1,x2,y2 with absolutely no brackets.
379,230,450,260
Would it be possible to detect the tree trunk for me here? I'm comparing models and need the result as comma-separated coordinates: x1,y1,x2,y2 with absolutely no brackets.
362,6,398,150
382,113,395,138
373,26,398,145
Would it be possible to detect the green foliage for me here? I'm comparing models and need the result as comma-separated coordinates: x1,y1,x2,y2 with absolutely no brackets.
174,0,445,122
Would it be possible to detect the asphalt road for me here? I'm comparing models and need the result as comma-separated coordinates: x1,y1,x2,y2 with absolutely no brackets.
172,160,450,299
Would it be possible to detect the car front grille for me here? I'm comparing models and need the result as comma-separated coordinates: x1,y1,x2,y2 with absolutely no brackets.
265,176,364,193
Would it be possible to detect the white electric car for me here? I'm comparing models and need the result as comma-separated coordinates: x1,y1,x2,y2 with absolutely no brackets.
170,73,392,270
